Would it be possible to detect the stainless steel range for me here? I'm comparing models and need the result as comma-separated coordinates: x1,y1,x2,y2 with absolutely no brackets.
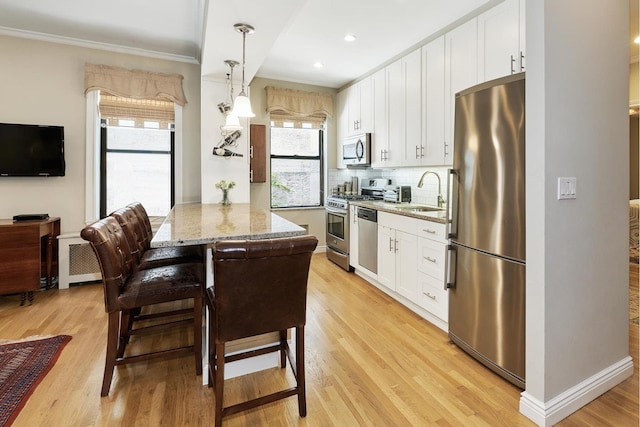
325,178,388,271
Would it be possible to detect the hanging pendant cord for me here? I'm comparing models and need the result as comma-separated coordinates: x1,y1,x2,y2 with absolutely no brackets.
240,29,247,95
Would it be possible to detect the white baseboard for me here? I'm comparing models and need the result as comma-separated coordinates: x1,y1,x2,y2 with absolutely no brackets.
519,356,634,426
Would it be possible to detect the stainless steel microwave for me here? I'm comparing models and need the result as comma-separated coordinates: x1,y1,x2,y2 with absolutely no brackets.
342,133,371,166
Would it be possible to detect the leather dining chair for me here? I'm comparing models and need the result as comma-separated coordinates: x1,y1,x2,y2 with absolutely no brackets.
122,202,203,270
207,235,317,427
81,216,203,396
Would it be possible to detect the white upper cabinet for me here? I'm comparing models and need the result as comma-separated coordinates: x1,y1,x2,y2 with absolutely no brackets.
421,35,446,166
477,0,525,82
371,68,388,167
345,76,373,136
386,59,404,167
402,48,423,166
444,17,478,165
336,89,348,169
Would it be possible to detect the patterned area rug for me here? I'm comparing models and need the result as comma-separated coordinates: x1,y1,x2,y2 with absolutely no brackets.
0,335,71,427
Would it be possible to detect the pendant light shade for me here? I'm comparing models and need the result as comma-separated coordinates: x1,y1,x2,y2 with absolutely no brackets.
231,93,255,118
221,112,242,132
231,23,256,118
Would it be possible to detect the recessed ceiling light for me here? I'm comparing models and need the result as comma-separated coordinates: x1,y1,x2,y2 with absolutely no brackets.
344,34,356,42
635,36,640,44
313,62,323,68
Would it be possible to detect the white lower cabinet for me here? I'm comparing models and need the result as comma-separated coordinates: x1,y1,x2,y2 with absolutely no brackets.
373,212,448,329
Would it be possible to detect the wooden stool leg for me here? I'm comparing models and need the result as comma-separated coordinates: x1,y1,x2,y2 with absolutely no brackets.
296,326,307,417
101,311,120,396
215,342,225,427
194,295,203,375
117,310,133,358
279,330,287,368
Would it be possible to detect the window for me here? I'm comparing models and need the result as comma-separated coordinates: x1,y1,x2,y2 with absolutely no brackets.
98,94,175,217
270,125,323,208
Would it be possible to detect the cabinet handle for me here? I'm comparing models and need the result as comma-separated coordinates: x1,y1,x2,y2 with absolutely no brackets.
249,145,254,159
389,237,393,252
444,141,449,157
415,145,420,159
424,256,437,263
421,145,425,158
394,239,398,253
422,229,436,234
425,292,437,300
510,55,516,74
519,51,525,72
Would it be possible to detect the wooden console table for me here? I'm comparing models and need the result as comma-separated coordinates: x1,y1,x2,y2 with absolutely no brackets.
0,217,60,304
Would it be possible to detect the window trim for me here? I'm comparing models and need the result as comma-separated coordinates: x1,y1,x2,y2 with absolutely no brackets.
85,91,183,223
269,127,324,209
98,120,175,218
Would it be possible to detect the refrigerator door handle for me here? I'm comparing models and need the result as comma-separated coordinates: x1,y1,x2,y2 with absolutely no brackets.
448,168,458,239
446,244,457,290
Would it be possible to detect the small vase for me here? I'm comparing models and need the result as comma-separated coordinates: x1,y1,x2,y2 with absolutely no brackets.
221,188,231,206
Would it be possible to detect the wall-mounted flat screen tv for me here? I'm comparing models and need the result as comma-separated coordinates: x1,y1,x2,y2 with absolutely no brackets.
0,122,65,176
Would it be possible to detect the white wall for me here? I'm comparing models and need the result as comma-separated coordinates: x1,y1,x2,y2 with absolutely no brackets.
200,77,250,204
0,36,202,234
522,1,631,425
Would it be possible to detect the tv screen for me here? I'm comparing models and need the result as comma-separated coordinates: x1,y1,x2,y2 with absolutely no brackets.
0,122,65,176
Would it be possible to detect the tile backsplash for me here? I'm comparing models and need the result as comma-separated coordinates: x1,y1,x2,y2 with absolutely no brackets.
328,166,450,207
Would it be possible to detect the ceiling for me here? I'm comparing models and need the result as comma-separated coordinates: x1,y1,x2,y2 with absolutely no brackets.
0,0,637,89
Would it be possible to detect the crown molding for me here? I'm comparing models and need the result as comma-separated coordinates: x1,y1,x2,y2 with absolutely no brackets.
0,26,200,65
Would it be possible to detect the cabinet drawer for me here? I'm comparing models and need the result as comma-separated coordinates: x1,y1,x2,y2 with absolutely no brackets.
418,238,446,279
416,221,447,242
417,272,448,321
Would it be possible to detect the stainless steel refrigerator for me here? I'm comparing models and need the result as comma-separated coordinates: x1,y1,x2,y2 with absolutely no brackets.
447,73,525,389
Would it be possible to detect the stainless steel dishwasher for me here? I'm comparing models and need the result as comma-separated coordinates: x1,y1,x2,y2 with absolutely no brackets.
357,207,378,273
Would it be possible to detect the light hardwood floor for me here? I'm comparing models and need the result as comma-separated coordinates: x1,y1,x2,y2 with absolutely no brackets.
0,255,637,426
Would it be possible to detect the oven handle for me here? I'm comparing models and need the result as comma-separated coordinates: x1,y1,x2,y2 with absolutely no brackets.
326,206,348,216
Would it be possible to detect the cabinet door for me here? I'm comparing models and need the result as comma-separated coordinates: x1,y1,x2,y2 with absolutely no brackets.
359,76,373,133
347,84,360,135
403,49,423,167
377,224,396,290
249,124,266,183
417,271,449,321
395,230,419,302
477,0,520,82
336,90,348,169
349,205,359,268
422,35,446,166
386,60,403,167
444,18,478,165
371,68,388,167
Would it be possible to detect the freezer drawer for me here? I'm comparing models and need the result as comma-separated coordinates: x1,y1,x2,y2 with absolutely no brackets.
448,243,525,388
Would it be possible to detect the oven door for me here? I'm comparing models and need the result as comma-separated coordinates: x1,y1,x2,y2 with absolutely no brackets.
326,207,349,254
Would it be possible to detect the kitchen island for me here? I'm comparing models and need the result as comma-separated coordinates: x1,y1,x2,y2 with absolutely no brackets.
151,202,306,248
151,203,307,383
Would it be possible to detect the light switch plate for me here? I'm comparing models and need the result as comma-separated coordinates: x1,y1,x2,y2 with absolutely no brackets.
557,177,577,200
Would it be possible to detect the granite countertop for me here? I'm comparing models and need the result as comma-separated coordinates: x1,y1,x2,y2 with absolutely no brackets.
151,203,306,247
349,200,448,224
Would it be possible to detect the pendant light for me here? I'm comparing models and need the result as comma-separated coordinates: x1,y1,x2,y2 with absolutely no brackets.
221,60,242,133
231,23,256,118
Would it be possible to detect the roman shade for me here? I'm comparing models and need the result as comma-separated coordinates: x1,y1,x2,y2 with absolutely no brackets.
84,63,187,106
266,86,333,129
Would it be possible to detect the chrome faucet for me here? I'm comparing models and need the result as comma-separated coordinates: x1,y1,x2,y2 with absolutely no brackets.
417,171,445,208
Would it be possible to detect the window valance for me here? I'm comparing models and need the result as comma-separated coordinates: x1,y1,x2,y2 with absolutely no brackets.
265,86,333,119
84,63,187,106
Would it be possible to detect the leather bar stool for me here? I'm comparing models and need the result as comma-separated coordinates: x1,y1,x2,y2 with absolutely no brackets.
127,202,203,268
206,235,317,427
81,216,203,396
110,205,202,270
